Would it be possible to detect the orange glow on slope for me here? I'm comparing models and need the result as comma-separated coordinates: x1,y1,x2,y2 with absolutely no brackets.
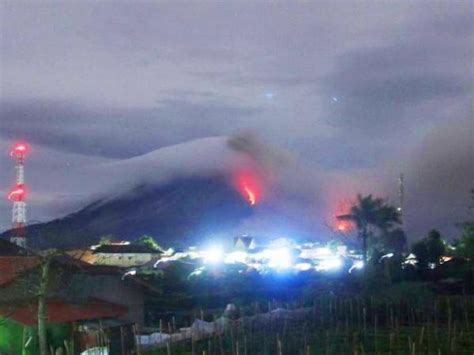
244,186,256,205
8,184,26,201
233,170,262,206
337,223,346,231
331,199,354,233
334,217,353,233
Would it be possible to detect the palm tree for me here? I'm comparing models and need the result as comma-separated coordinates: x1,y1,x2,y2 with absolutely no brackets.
337,194,401,264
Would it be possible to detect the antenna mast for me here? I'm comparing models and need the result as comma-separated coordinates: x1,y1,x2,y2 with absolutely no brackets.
398,173,404,222
8,142,28,248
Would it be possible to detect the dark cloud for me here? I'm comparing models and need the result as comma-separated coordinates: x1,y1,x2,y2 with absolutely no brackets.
404,117,474,238
321,73,471,132
0,99,261,158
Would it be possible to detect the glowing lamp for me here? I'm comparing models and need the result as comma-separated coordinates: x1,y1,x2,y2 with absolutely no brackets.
379,253,394,262
202,246,224,264
266,248,292,269
316,257,343,271
349,260,364,273
295,262,312,271
225,251,247,264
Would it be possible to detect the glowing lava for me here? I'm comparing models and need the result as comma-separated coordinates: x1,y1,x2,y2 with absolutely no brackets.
233,170,261,206
244,186,256,205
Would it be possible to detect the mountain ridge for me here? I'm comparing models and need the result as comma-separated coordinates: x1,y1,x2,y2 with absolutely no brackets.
1,175,254,249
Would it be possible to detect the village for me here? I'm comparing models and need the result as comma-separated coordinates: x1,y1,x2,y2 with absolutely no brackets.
2,230,472,354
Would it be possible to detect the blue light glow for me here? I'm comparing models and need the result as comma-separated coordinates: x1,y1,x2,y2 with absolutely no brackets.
266,248,292,269
265,92,275,100
202,246,224,264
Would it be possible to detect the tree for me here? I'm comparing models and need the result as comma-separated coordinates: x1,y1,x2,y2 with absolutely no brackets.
454,223,474,259
382,228,407,255
425,229,446,264
338,194,401,264
411,229,446,269
453,189,474,259
411,240,429,269
99,234,114,245
7,249,62,355
137,235,163,251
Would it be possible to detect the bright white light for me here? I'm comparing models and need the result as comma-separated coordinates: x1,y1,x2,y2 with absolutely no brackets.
380,253,394,261
265,92,275,100
349,260,364,273
266,248,292,269
440,256,452,264
225,251,247,264
202,246,224,264
121,269,137,279
315,247,332,256
316,257,342,271
295,262,312,271
189,266,206,277
402,259,418,268
163,248,175,256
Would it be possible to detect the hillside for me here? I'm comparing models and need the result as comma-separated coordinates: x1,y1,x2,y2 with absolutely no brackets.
1,176,254,249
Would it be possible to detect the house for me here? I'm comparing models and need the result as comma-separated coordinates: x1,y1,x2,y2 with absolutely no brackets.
233,236,257,250
69,242,163,268
0,297,128,354
0,252,158,354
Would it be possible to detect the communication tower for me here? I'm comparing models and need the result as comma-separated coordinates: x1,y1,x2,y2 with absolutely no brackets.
398,173,404,222
8,142,28,248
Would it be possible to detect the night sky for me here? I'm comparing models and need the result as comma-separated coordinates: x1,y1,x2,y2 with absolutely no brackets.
1,2,473,241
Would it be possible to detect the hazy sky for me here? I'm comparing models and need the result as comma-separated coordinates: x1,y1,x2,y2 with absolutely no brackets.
1,1,473,240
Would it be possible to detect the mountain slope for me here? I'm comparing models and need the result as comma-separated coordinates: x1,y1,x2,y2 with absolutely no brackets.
1,176,254,249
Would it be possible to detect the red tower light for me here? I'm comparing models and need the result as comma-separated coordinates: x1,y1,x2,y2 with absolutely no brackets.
10,142,29,160
8,141,28,248
8,184,26,201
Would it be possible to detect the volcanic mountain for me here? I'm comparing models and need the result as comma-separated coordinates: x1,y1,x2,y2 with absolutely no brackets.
2,175,254,249
1,135,274,249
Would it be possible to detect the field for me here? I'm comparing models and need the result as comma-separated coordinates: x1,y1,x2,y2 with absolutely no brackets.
142,293,474,354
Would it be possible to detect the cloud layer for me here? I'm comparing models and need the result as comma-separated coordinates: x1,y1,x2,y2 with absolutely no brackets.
1,1,472,240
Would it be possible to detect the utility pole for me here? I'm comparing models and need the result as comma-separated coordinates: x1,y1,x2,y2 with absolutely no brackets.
398,173,404,223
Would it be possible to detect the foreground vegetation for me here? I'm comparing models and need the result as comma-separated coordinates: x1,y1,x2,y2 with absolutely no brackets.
143,293,474,354
136,191,474,353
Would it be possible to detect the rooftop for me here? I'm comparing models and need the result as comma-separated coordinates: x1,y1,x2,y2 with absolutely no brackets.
0,298,127,326
0,257,40,286
93,244,162,254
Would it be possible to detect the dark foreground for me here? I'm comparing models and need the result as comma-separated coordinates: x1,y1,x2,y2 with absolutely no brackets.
142,294,474,354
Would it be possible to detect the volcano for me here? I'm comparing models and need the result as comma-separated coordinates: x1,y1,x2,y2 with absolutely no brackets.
1,175,254,249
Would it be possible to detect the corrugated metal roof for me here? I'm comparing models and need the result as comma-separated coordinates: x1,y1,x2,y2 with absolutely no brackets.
93,244,162,254
0,298,127,326
0,257,40,286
